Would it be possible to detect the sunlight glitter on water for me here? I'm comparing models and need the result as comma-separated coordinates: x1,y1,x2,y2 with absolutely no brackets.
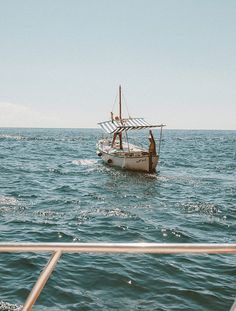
0,128,235,311
72,159,98,166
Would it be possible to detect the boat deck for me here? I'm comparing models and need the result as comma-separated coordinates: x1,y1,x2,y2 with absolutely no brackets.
98,139,148,156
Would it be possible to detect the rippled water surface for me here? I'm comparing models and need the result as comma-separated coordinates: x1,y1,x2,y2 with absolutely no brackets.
0,128,235,311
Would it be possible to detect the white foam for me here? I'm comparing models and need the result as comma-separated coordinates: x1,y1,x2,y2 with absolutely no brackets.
72,159,97,166
0,134,23,140
0,301,22,311
0,196,18,206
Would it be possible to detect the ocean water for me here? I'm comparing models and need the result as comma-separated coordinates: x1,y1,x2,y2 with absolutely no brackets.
0,128,235,311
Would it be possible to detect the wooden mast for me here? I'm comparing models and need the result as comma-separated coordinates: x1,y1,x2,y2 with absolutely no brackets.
119,85,122,120
111,85,123,149
118,85,123,149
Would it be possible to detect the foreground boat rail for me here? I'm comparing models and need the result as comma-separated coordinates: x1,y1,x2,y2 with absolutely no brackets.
0,243,235,311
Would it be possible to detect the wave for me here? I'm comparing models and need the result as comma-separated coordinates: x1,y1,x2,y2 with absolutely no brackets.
0,196,18,206
178,201,220,216
77,208,132,225
0,134,91,142
0,134,24,140
0,196,28,217
72,159,98,166
0,301,22,311
35,210,65,219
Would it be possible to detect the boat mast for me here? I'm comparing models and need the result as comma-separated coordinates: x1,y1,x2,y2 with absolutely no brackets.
118,85,123,149
111,85,123,149
119,85,122,121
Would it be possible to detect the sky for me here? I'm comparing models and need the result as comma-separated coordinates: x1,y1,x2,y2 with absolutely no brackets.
0,0,235,130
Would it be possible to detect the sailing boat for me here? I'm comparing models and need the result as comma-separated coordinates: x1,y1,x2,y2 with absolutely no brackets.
96,86,165,173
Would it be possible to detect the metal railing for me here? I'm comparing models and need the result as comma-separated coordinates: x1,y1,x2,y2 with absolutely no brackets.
0,243,235,311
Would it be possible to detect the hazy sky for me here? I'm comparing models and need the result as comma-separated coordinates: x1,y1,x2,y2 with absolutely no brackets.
0,0,235,129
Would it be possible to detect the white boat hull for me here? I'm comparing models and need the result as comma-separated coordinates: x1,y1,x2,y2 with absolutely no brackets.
97,140,158,173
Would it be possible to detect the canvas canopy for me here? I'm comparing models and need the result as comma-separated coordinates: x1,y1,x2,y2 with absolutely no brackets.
98,118,164,134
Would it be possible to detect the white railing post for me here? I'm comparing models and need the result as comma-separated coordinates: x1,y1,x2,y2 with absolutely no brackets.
0,243,235,310
230,300,236,311
22,251,61,311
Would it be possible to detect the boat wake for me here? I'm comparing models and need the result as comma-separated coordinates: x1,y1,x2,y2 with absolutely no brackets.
72,159,98,166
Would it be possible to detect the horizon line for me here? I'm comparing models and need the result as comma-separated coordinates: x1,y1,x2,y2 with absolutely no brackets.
0,126,235,131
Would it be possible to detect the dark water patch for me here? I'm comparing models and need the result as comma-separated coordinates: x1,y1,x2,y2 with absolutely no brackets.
54,185,76,193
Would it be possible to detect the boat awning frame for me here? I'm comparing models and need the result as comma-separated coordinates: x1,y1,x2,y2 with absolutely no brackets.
98,118,165,134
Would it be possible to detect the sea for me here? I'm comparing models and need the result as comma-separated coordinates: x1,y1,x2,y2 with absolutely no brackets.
0,128,235,311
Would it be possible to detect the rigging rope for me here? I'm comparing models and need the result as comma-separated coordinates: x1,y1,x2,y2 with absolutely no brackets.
111,87,132,119
122,92,131,118
111,92,118,115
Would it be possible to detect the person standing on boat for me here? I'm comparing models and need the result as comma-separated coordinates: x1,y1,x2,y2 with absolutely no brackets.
149,130,156,155
111,114,123,149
